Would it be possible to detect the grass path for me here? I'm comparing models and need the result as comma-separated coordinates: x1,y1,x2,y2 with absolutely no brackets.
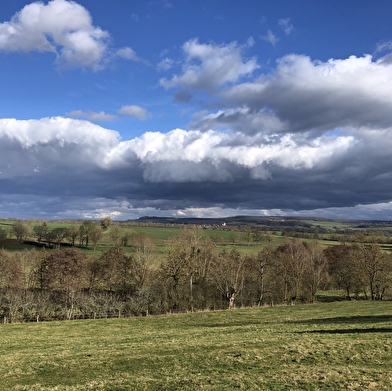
1,301,392,390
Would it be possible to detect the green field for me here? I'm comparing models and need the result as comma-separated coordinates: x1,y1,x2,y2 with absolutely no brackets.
2,217,392,258
0,219,285,257
1,300,392,390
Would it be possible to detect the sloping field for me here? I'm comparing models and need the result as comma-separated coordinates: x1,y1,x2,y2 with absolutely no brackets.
1,301,392,390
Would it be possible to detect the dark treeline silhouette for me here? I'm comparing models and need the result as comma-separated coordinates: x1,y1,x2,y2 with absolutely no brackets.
1,227,392,323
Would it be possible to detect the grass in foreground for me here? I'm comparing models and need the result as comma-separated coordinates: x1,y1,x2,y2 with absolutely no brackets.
1,301,392,390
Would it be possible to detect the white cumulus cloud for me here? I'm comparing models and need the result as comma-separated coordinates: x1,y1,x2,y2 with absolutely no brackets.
160,39,258,91
0,0,137,70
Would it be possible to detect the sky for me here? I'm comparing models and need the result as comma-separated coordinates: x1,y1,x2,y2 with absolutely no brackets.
2,0,392,221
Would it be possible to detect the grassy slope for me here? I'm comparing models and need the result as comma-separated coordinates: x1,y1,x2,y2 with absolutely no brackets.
2,218,392,257
0,221,282,256
1,301,392,390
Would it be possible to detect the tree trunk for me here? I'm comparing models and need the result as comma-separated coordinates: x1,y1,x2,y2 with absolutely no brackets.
228,293,235,309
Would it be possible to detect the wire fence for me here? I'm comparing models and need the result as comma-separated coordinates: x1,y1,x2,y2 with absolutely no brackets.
2,310,153,324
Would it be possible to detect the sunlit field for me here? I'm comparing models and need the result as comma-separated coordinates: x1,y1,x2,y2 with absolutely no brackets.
0,219,287,257
2,217,392,259
1,300,392,390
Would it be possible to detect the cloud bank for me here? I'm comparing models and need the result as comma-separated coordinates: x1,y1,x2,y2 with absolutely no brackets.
0,107,391,220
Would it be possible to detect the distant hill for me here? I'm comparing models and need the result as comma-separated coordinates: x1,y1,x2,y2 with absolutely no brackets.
132,215,392,233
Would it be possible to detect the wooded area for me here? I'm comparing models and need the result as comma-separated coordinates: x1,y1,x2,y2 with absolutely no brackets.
1,218,392,323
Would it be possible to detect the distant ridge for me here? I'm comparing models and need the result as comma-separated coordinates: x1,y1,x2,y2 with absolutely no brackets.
133,215,392,230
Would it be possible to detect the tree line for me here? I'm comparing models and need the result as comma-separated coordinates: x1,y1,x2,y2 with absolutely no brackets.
1,226,392,323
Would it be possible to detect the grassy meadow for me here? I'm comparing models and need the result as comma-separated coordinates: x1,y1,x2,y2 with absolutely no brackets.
2,217,392,260
1,300,392,390
0,219,289,258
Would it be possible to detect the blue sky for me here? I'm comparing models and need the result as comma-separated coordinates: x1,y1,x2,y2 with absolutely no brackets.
1,0,392,220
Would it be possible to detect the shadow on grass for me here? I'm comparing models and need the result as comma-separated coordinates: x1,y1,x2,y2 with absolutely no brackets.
315,294,346,303
297,327,392,334
289,314,392,325
196,320,265,328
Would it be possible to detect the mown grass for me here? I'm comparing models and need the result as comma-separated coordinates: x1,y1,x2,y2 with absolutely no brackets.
1,301,392,390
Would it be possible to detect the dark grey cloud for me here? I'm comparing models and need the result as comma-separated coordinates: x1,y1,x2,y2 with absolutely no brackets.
173,90,193,103
2,115,392,220
221,54,392,133
190,108,284,135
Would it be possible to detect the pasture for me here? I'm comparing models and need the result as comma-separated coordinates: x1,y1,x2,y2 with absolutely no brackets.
0,219,287,257
2,217,392,259
1,300,392,390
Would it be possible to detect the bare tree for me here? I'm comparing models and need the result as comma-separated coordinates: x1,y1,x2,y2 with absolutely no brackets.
210,233,224,245
132,233,157,290
11,221,29,242
109,225,122,246
273,241,309,304
253,248,274,306
325,244,364,300
14,248,46,290
161,238,189,311
161,227,217,311
0,228,8,241
252,229,264,244
99,246,132,293
211,248,245,309
67,225,79,246
40,248,88,292
100,216,113,231
40,248,88,319
228,230,240,245
33,223,48,243
44,230,56,247
0,249,22,289
303,242,328,303
89,224,103,251
243,228,253,246
121,230,137,247
78,221,101,249
52,227,68,248
359,244,392,300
